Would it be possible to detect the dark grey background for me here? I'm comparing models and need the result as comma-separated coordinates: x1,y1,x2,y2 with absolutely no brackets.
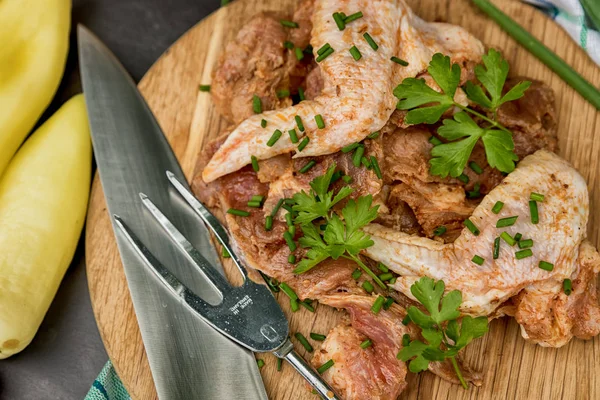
0,1,221,399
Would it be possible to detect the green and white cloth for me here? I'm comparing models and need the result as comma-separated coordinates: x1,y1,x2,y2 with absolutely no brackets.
85,1,599,399
523,0,600,65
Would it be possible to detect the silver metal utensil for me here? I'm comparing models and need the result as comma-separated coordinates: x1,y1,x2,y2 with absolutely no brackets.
113,172,340,399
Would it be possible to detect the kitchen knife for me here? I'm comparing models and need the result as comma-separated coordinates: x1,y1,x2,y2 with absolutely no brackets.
78,26,268,400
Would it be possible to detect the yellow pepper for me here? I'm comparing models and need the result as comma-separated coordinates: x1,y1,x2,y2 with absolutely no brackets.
0,0,71,177
0,95,91,358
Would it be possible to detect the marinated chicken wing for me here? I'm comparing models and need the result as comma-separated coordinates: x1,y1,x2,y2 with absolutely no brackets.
202,0,484,182
362,150,600,346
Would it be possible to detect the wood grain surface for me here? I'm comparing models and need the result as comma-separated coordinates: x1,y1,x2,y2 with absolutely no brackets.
85,0,600,399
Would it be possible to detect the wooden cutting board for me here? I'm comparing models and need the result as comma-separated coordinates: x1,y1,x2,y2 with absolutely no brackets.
85,0,600,399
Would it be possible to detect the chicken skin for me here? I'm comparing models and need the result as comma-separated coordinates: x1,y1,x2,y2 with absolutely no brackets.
362,150,600,346
202,0,484,182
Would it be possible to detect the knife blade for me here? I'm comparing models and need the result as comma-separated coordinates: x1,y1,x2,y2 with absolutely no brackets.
78,26,268,400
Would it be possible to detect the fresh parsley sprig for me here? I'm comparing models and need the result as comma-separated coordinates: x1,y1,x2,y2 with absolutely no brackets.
292,165,386,289
398,277,488,389
394,50,530,179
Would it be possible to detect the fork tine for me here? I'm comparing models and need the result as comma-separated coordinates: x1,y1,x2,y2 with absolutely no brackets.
139,193,231,293
113,214,216,314
166,171,249,280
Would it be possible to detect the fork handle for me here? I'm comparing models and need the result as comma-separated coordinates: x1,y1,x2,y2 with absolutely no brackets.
274,340,340,400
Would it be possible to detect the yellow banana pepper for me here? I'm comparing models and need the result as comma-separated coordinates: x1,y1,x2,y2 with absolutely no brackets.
0,0,71,177
0,95,91,359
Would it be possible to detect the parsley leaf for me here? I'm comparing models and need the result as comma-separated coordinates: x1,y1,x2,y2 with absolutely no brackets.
398,277,488,389
393,49,529,179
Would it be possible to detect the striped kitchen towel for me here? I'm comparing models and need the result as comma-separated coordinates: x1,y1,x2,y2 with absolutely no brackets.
523,0,600,65
85,360,130,400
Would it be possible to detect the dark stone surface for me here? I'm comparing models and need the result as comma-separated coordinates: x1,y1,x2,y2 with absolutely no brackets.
0,1,220,399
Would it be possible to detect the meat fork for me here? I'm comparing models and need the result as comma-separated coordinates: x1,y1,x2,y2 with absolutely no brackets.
113,171,340,400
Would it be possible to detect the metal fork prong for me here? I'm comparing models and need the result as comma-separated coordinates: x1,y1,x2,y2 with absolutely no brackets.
166,171,248,280
113,215,215,316
139,193,231,294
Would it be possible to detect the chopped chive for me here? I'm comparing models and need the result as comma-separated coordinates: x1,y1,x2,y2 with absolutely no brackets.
251,155,259,172
277,89,290,98
361,156,371,169
288,129,299,143
370,156,382,179
496,216,518,228
433,225,447,236
458,173,469,184
383,297,395,310
402,333,411,347
500,231,516,246
256,359,265,369
247,201,262,208
279,282,298,301
282,204,293,213
467,182,482,199
265,215,273,231
342,175,353,184
252,95,262,114
352,145,365,167
469,161,483,174
283,40,294,49
471,255,485,265
294,47,304,61
388,277,396,284
260,119,267,128
280,20,299,28
378,263,389,273
317,43,331,55
363,32,378,50
360,339,373,349
530,192,545,202
493,237,500,259
267,129,283,147
295,333,314,352
518,238,534,249
290,298,300,312
271,198,284,216
371,295,386,314
199,84,211,92
331,170,343,183
341,143,359,153
529,200,539,224
538,260,554,271
317,359,334,374
311,333,327,341
288,254,296,264
315,114,325,129
332,12,345,30
464,219,480,236
295,115,305,132
284,198,296,206
316,47,334,62
222,247,231,258
288,225,296,236
300,300,314,312
283,231,296,251
515,249,533,259
298,87,305,101
391,56,409,66
563,279,572,295
260,271,279,292
379,272,393,281
277,358,283,371
402,314,411,325
491,201,504,214
429,136,443,146
367,131,380,139
514,233,523,241
351,269,362,280
304,44,313,54
227,208,250,217
344,11,363,23
349,45,362,61
362,281,374,293
299,160,316,173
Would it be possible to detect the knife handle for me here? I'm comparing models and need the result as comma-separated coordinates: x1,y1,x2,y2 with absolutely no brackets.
275,340,340,400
